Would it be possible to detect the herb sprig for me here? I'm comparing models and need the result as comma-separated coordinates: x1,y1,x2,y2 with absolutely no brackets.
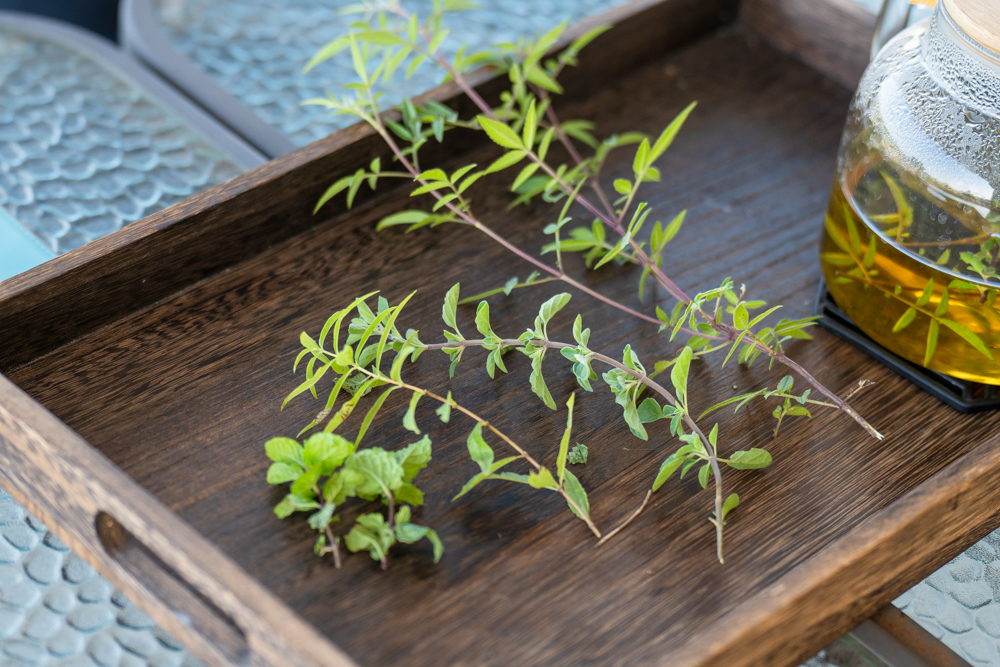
268,0,884,568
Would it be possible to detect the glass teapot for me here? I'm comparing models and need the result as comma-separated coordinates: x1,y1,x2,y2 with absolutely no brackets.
820,0,1000,384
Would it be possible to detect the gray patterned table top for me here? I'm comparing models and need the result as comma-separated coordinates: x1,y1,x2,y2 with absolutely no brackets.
0,25,242,256
153,0,631,147
0,491,202,667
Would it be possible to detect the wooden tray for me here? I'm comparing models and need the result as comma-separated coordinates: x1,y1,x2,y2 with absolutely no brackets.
0,1,996,666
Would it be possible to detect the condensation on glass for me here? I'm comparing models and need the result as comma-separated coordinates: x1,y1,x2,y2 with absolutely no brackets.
820,0,1000,384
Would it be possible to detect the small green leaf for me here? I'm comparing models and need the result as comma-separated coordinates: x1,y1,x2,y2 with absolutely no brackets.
556,393,575,483
485,150,527,174
528,467,558,490
274,493,319,519
916,279,935,307
267,462,304,485
403,391,422,434
561,469,590,520
479,116,523,149
733,304,749,330
892,307,916,333
436,392,453,423
727,448,772,470
394,522,444,562
721,493,739,521
924,319,939,367
940,318,992,360
467,423,494,473
567,443,588,465
671,347,693,405
698,463,710,489
637,398,664,423
653,455,685,491
394,434,432,483
613,179,631,195
265,438,305,466
522,99,537,148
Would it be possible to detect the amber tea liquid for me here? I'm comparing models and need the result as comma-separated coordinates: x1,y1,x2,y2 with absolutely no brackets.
819,166,1000,384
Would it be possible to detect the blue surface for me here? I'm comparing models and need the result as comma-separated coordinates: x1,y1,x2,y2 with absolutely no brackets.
0,207,53,282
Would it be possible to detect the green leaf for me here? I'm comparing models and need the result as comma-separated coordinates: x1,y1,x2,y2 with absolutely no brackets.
395,483,424,506
377,210,429,230
265,437,305,466
345,512,394,563
940,318,992,360
522,99,537,148
648,101,696,164
307,503,336,531
274,493,320,519
524,65,563,93
556,393,575,483
528,467,558,490
721,493,739,522
403,391,422,434
935,289,950,317
314,174,353,213
561,469,590,520
485,150,527,174
467,423,494,474
637,398,664,423
538,292,572,326
304,433,354,471
344,448,404,499
529,352,556,410
652,454,686,491
356,386,398,448
511,163,541,191
394,523,444,563
613,179,631,195
572,315,590,347
303,36,350,73
436,392,453,423
916,279,935,307
698,463,710,489
442,283,461,332
632,138,650,177
733,304,749,330
475,301,495,337
727,448,772,470
567,443,588,465
623,398,648,441
892,307,916,333
394,434,432,483
267,462,304,485
924,319,939,367
479,116,523,149
671,347,693,405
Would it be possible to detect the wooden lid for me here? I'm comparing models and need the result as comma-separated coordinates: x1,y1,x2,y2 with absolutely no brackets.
943,0,1000,55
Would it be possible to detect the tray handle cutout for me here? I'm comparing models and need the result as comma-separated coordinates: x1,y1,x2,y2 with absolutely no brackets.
96,511,251,666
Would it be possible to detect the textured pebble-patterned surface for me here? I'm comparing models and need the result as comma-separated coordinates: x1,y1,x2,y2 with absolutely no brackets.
0,490,203,667
154,0,630,147
0,28,242,255
894,527,1000,666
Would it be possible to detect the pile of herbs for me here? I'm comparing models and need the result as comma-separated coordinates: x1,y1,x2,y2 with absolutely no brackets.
264,0,880,570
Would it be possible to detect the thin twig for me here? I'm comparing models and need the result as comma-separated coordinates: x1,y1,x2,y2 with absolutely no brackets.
596,490,651,547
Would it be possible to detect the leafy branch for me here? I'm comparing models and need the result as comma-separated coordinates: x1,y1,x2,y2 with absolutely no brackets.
304,3,881,443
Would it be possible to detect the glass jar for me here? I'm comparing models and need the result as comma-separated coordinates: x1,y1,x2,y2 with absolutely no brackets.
820,0,1000,384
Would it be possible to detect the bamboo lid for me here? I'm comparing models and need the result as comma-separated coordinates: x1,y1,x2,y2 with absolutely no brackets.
943,0,1000,55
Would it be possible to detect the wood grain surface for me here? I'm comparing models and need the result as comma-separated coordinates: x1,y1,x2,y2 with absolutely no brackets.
742,0,876,88
2,2,997,667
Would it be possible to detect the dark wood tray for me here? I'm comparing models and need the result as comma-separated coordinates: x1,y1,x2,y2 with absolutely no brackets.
0,1,996,666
